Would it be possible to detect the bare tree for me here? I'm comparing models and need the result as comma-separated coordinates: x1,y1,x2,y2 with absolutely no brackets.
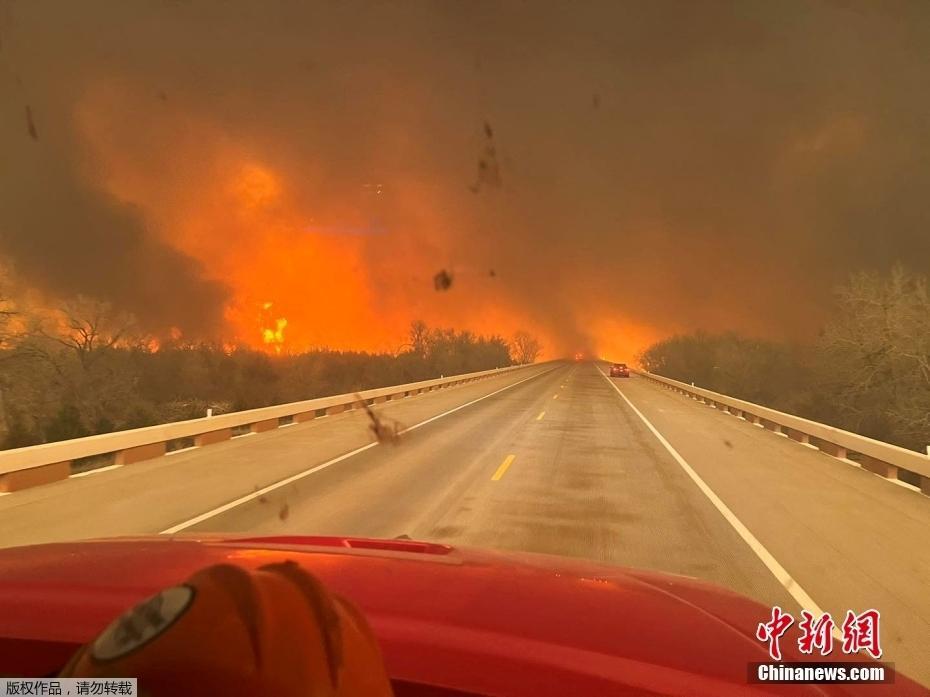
5,296,141,439
0,263,22,350
408,319,429,357
0,295,15,350
0,293,15,443
817,265,930,448
0,266,29,445
39,296,137,368
511,331,542,365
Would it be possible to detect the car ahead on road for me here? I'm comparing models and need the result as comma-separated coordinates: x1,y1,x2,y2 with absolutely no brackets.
609,362,630,377
0,535,921,696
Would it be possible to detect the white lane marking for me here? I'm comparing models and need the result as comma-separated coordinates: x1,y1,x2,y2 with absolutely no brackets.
160,365,561,534
599,367,830,618
70,464,124,478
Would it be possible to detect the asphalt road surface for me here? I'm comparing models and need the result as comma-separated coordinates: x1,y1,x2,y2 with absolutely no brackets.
1,361,927,685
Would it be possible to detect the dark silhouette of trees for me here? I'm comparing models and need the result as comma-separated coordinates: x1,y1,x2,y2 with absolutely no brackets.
0,314,516,449
4,297,143,445
11,266,927,453
511,331,542,365
639,266,930,452
813,265,930,448
39,296,136,368
639,332,813,414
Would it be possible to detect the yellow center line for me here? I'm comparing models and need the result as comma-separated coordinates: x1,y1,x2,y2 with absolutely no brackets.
536,410,546,421
491,454,516,481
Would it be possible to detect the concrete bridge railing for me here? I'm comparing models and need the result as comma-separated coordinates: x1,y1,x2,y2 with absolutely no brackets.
0,363,540,493
635,369,930,496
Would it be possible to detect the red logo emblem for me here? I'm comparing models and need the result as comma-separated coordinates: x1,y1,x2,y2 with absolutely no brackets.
756,606,795,660
797,610,835,655
757,607,883,660
841,609,882,659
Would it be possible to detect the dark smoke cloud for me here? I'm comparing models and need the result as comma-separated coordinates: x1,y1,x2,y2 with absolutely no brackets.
0,129,229,334
1,1,929,353
0,1,229,336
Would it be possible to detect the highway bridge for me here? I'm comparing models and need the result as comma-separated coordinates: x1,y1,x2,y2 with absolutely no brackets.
1,361,928,686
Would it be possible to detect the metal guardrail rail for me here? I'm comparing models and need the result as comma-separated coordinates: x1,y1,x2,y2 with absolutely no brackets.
0,363,542,492
634,369,930,496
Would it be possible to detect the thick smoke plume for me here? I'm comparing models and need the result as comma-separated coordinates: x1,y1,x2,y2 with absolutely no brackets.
2,1,929,356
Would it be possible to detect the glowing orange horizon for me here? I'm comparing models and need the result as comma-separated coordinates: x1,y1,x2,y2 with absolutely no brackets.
70,84,662,360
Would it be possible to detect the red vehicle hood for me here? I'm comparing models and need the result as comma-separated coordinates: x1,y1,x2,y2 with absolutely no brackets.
0,535,922,697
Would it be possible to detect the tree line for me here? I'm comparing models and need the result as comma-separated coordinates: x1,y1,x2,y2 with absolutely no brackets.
0,298,541,449
639,266,930,453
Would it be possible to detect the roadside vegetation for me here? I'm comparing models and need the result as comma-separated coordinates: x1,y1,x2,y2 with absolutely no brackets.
639,266,930,453
0,300,537,449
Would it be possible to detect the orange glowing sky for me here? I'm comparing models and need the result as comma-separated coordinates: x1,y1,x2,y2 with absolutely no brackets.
73,80,573,357
4,1,930,364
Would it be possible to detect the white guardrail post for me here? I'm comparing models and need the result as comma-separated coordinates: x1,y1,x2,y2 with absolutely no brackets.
632,369,930,498
0,362,549,493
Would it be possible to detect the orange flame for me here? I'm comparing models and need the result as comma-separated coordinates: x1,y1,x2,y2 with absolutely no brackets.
72,87,564,356
262,317,288,352
259,301,288,353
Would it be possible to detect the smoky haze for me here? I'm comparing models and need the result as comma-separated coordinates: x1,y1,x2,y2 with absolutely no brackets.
1,1,929,355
